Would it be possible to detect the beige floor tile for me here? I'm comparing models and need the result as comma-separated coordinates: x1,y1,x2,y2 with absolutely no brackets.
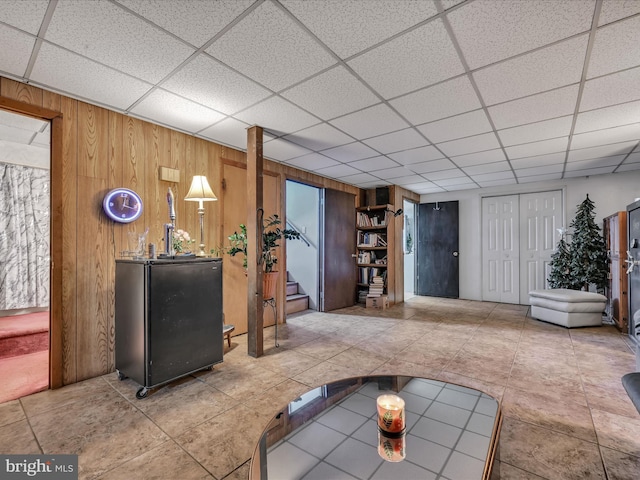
0,398,24,426
256,348,322,377
292,361,362,387
495,462,546,479
291,335,353,360
435,371,505,401
202,363,288,401
0,418,41,454
599,446,640,480
591,409,640,457
241,378,310,414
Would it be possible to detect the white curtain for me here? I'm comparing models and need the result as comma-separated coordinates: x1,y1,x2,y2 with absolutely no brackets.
0,162,50,310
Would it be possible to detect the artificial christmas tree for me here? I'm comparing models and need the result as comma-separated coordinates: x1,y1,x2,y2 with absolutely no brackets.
547,231,575,289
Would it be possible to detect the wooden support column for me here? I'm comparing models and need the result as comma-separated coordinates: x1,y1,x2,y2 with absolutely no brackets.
247,126,264,357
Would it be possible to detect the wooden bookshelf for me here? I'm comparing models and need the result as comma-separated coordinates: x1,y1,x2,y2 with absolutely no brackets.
356,205,393,304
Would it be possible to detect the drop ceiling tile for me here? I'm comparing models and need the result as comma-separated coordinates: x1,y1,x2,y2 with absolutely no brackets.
348,18,464,99
617,163,640,173
387,175,427,186
264,139,312,162
321,142,378,162
199,117,251,151
369,166,418,179
280,0,438,59
504,137,569,160
284,153,340,171
574,101,640,134
234,96,320,134
566,155,626,171
31,43,152,111
117,0,254,48
434,176,475,187
488,85,579,130
390,75,481,125
358,180,392,188
464,161,512,175
417,110,493,144
388,146,445,165
46,0,195,84
0,26,36,77
162,55,271,115
420,168,466,180
32,131,50,148
281,66,379,120
580,67,640,111
472,170,515,182
315,163,362,178
441,0,466,10
447,0,594,70
519,173,563,183
362,128,429,155
510,152,566,169
514,164,564,177
599,0,640,26
568,142,637,162
498,116,573,147
564,166,617,178
624,151,640,164
570,124,640,149
347,156,400,171
473,34,588,106
477,178,518,188
283,123,354,151
449,149,507,167
410,159,458,174
338,172,379,184
130,89,225,133
411,184,446,194
0,124,36,144
0,109,47,134
437,132,501,157
0,0,48,34
206,2,336,91
588,15,640,78
330,104,409,139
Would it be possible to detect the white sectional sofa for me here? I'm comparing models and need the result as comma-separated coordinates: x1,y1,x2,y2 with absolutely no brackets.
528,289,606,328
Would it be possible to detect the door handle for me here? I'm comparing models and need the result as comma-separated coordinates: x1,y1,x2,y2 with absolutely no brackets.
452,251,459,257
625,251,640,274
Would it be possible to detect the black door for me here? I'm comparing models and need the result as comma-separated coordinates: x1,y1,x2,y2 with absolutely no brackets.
321,189,356,311
417,201,459,298
628,200,640,338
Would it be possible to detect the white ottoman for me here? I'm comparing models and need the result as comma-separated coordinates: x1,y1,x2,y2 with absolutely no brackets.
529,289,606,328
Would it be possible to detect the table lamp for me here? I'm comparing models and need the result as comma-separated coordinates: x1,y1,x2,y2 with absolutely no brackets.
184,175,217,256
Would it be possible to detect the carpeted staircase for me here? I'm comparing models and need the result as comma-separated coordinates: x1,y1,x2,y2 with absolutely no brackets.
0,311,49,404
286,274,309,314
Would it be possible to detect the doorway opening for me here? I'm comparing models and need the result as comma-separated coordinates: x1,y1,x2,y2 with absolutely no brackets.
403,199,416,300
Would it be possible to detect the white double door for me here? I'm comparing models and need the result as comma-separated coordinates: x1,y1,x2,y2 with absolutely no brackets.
482,190,563,304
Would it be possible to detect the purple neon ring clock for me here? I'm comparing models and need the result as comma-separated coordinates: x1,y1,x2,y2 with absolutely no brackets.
103,188,143,223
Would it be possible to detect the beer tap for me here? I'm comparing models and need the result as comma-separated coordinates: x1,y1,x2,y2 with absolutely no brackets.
163,187,176,256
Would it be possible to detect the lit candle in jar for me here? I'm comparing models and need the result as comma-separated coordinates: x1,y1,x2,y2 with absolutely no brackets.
377,394,405,434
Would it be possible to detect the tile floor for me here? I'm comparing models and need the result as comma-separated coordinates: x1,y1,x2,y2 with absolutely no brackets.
1,296,640,479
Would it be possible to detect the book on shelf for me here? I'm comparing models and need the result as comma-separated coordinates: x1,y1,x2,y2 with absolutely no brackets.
367,275,385,297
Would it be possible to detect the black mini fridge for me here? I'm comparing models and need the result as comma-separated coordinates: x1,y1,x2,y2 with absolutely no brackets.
115,257,223,398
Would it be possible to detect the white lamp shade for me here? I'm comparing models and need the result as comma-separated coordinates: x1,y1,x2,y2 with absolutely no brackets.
185,175,217,202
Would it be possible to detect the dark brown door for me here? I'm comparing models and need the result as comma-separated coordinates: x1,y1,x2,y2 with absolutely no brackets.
321,189,356,311
417,201,459,298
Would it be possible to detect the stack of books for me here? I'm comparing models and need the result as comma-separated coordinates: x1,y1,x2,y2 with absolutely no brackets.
368,276,384,297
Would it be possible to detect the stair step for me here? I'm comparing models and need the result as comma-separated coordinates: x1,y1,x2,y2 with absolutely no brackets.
286,294,309,314
286,281,299,296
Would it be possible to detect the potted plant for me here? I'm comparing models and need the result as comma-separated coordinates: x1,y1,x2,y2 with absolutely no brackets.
222,214,301,298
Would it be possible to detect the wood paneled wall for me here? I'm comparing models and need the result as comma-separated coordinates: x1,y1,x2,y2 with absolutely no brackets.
0,76,365,385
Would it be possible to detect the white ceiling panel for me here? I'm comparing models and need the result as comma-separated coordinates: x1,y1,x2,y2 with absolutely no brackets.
519,173,563,183
564,166,616,177
504,136,569,160
417,110,493,144
599,0,640,26
514,164,564,177
0,26,36,77
335,172,379,185
434,176,475,187
315,163,362,179
498,116,573,147
437,132,501,157
449,149,507,167
234,96,320,134
472,170,515,182
566,157,622,170
162,55,271,115
473,34,588,106
321,141,378,162
264,139,311,162
199,117,250,151
130,89,225,133
571,124,640,149
463,161,512,175
283,153,340,171
283,123,354,151
348,18,464,99
0,109,47,133
388,145,445,165
488,85,580,130
418,168,465,180
625,151,640,164
358,180,392,188
362,128,429,155
370,166,419,179
280,0,438,59
410,159,458,174
387,175,427,186
31,43,152,110
281,66,379,120
348,155,400,171
408,184,445,193
206,1,336,92
567,141,637,162
574,101,640,134
0,0,48,35
617,163,640,173
0,124,37,144
477,178,518,188
116,0,255,48
46,0,195,84
447,0,594,70
588,15,640,79
580,66,640,111
510,152,567,169
390,75,482,125
329,103,409,139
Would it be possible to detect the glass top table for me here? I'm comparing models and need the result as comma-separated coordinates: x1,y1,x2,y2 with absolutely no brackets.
250,375,502,480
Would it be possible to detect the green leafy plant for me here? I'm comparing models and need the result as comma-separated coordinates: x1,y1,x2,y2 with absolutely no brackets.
222,214,301,273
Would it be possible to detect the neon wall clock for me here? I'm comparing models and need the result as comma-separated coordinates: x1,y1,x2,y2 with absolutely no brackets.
103,188,143,223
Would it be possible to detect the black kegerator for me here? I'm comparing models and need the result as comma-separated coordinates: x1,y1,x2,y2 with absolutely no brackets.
115,257,223,398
